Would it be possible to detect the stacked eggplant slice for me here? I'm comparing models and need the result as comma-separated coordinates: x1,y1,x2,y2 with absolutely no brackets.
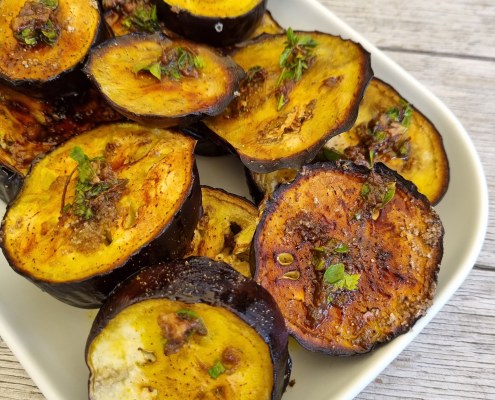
0,1,449,399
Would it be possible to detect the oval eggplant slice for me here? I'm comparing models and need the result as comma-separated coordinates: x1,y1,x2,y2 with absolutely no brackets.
84,33,244,127
156,0,267,46
252,161,444,355
323,78,450,204
101,0,163,37
0,122,201,308
184,186,259,277
86,257,291,400
0,0,105,97
203,30,373,173
0,83,123,202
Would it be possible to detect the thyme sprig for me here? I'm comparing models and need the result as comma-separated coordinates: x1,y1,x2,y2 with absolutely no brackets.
63,147,127,221
275,28,317,110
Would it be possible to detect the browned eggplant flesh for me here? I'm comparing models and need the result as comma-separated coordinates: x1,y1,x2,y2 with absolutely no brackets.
184,186,259,277
323,78,449,204
252,161,444,355
0,122,201,308
84,33,244,127
0,83,123,202
85,257,291,400
204,29,373,173
0,0,105,96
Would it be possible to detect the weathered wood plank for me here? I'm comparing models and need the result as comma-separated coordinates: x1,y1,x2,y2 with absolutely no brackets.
319,0,495,59
358,267,495,399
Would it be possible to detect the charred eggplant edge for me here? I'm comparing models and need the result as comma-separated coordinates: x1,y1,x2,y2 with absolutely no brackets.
86,256,292,399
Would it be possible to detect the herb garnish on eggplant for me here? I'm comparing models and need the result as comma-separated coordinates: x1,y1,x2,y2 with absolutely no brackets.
252,161,444,355
86,257,291,400
0,122,201,308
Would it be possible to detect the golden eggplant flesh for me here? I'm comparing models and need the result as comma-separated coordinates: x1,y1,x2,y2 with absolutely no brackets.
252,161,444,355
324,78,450,204
0,0,104,96
0,122,201,308
204,30,373,173
185,186,259,277
84,33,244,127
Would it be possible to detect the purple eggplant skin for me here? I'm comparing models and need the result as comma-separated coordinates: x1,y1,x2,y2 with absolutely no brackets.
156,0,267,47
1,162,202,309
86,256,292,399
0,166,23,204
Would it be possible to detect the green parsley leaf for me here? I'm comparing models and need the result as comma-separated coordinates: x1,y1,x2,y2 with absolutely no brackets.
176,309,199,320
208,361,226,379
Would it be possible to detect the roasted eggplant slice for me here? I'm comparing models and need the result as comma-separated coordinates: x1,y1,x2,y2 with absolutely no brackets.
156,0,267,46
0,122,201,308
0,84,123,202
252,161,444,355
86,257,291,400
0,0,105,97
323,78,450,204
84,33,244,127
203,30,373,173
101,0,163,37
184,186,259,277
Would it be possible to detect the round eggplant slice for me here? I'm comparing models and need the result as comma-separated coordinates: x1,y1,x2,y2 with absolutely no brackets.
203,30,373,173
0,0,105,97
252,161,444,355
156,0,267,46
84,33,244,127
0,83,123,202
324,78,450,205
85,257,291,400
101,0,163,37
184,186,259,277
0,122,201,308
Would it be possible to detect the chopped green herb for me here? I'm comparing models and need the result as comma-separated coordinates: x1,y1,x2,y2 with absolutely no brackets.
122,5,159,33
132,47,204,81
275,28,317,110
323,263,345,284
176,309,200,320
64,147,127,221
12,0,60,47
208,361,226,379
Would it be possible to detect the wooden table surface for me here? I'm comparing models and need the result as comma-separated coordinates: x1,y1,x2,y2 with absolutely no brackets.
1,0,494,399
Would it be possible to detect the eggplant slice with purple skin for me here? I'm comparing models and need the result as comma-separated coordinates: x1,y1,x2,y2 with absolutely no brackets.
85,257,291,400
156,0,267,46
0,84,123,203
252,161,444,355
0,122,201,308
323,77,450,205
184,186,259,278
203,30,373,173
0,0,106,97
83,33,244,128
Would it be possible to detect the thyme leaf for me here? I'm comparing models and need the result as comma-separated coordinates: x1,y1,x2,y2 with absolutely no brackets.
275,28,317,110
132,47,204,81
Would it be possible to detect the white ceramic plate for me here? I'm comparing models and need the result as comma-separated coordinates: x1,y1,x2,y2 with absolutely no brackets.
0,0,489,399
